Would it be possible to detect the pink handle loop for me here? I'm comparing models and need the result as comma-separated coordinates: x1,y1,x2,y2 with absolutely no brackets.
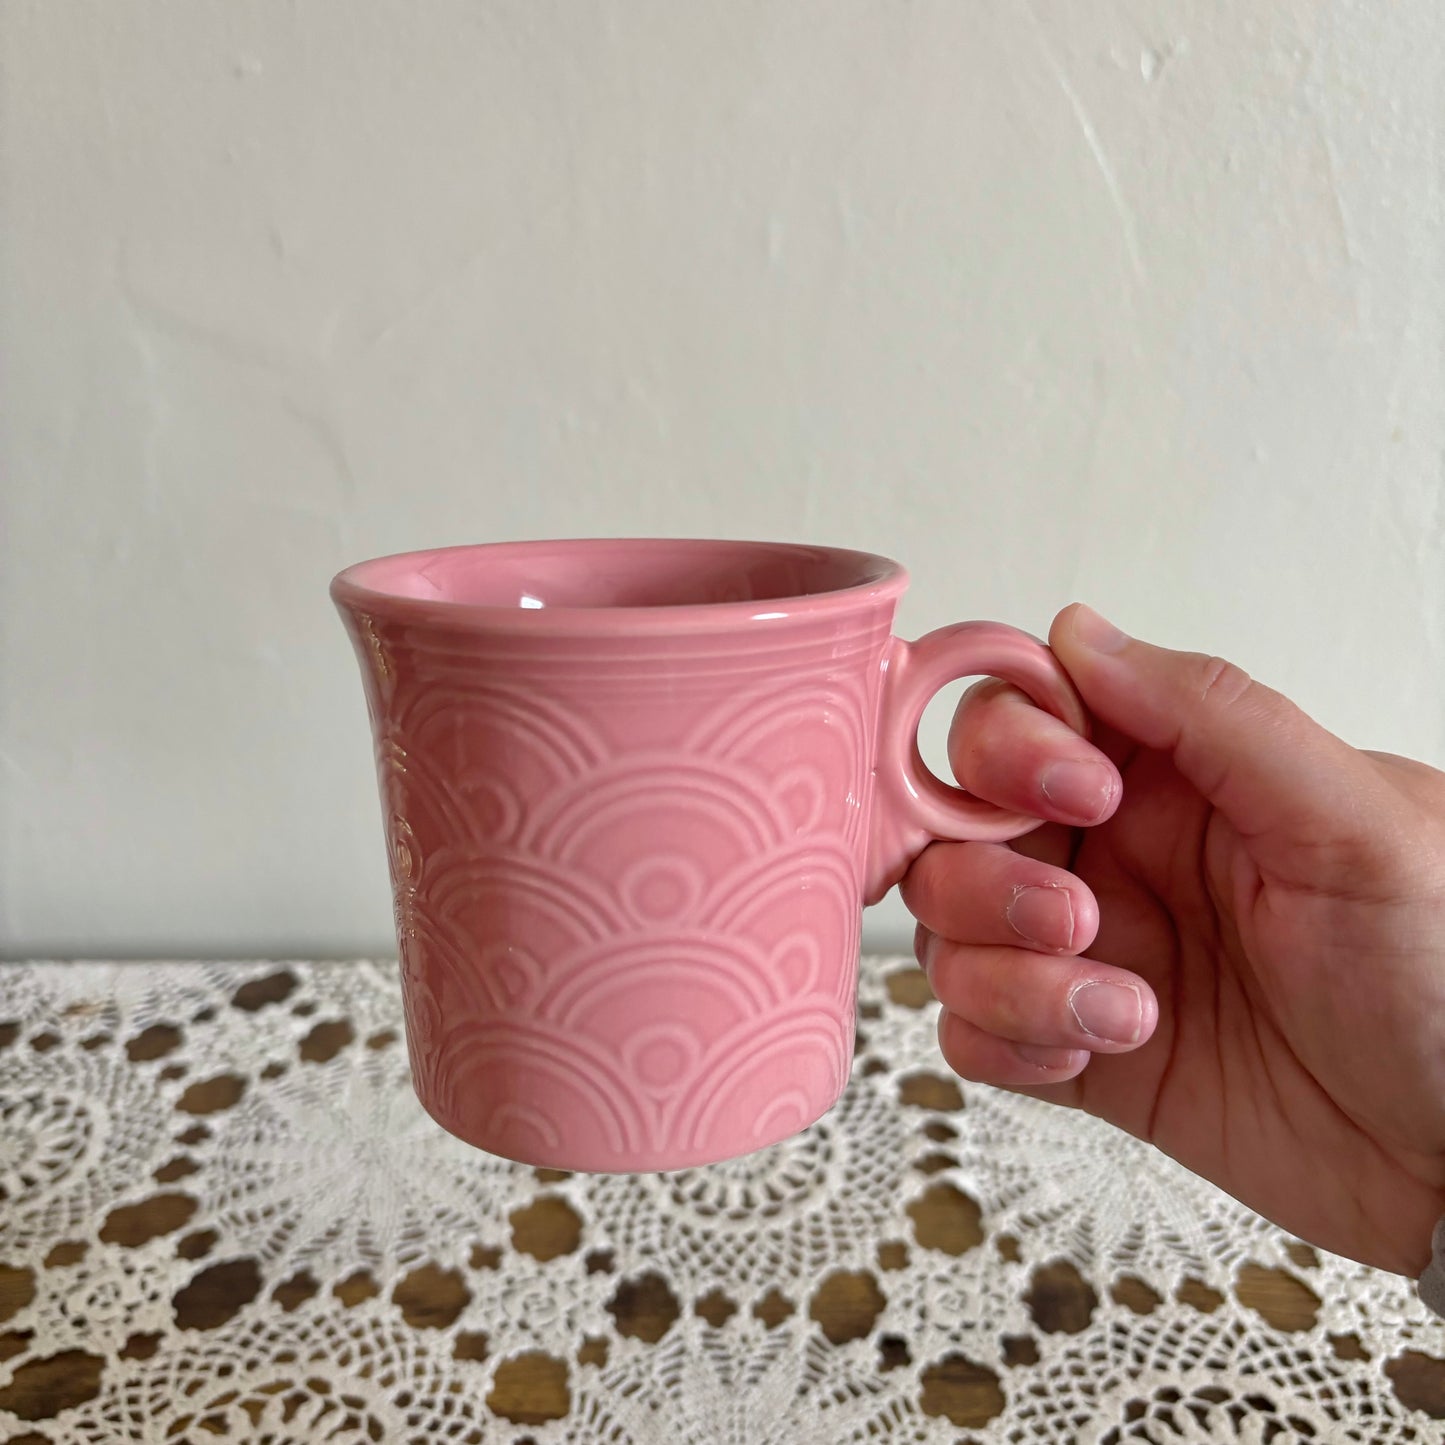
865,621,1089,904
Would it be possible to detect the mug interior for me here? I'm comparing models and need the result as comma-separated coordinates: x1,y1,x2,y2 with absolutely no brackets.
336,539,902,613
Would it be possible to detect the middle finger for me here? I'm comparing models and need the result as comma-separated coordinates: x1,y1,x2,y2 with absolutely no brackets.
902,838,1100,955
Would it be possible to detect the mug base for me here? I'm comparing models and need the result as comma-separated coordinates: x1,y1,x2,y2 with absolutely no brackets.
411,1082,846,1175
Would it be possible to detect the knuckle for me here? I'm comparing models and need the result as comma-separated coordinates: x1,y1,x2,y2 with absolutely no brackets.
925,939,970,1006
898,847,944,912
936,1013,976,1079
900,839,982,922
956,676,1016,714
959,676,1017,710
1195,654,1254,712
949,680,1029,760
937,1013,1002,1087
971,962,1029,1036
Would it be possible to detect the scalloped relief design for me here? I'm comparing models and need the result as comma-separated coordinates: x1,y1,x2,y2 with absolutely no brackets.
347,614,890,1172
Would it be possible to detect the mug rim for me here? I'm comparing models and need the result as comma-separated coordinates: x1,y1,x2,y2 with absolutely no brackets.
331,538,909,633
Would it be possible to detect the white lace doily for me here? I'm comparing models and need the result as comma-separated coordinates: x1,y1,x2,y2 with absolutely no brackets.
0,958,1438,1442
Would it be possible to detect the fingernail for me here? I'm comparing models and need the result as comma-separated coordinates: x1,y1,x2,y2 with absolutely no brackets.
1041,760,1116,823
1069,981,1142,1044
1071,604,1129,654
1006,885,1074,950
1015,1042,1074,1068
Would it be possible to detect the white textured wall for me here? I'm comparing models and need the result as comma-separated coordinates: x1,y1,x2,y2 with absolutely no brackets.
3,2,1442,957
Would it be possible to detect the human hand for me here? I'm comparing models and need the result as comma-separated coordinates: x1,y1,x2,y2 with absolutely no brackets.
901,603,1445,1277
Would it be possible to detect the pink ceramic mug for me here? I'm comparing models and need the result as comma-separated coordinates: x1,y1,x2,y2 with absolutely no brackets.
333,539,1086,1172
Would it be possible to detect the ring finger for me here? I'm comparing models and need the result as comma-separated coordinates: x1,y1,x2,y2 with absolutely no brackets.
920,931,1157,1054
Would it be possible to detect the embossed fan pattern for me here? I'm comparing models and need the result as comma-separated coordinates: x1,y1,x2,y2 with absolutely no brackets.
355,615,892,1171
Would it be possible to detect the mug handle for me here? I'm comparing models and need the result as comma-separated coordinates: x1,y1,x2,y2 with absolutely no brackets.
865,621,1090,904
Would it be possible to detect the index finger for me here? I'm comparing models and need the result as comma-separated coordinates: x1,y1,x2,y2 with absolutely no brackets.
949,678,1122,827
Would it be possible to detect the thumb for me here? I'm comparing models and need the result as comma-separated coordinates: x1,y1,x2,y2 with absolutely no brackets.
1049,603,1377,867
